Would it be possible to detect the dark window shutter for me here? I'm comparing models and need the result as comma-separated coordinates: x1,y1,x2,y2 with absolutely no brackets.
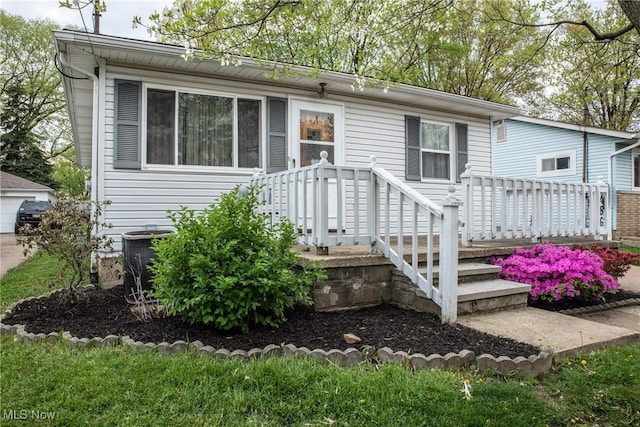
114,80,141,169
455,122,468,183
405,115,421,181
267,97,287,173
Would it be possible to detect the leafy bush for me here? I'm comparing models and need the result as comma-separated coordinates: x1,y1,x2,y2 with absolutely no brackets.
574,244,640,279
150,185,325,333
20,196,113,299
491,243,618,303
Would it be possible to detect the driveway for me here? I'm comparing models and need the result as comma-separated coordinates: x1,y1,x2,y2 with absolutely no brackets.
0,233,31,278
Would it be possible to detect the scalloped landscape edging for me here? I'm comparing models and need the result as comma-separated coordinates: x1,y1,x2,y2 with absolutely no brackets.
558,298,640,315
1,285,553,378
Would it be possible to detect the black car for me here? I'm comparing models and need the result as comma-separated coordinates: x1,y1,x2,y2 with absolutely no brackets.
15,200,54,233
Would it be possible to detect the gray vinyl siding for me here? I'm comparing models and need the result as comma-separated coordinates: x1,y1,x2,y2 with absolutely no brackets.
102,67,493,249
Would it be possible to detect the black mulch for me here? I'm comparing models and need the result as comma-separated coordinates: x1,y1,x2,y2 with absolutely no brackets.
3,286,540,358
529,289,640,312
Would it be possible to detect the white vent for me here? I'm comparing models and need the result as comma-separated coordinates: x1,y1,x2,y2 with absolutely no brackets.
496,124,506,142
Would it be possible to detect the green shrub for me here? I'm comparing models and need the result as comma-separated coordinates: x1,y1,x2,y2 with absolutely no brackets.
150,185,325,333
19,196,113,300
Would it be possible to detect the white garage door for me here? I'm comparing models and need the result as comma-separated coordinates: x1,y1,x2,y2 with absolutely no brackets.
0,196,34,233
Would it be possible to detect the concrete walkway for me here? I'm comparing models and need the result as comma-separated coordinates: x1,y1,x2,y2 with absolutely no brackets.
0,233,31,278
460,265,640,355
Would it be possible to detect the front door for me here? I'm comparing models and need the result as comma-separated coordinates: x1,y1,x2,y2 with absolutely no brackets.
290,100,344,230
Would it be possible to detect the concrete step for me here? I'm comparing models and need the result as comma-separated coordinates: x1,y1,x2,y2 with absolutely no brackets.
391,262,502,284
456,279,531,314
458,279,531,302
435,262,500,284
406,278,531,315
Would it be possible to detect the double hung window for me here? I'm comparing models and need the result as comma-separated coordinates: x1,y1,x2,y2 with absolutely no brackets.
405,115,467,182
420,122,452,180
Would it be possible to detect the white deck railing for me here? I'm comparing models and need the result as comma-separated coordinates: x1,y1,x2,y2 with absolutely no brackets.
249,152,460,323
460,164,609,246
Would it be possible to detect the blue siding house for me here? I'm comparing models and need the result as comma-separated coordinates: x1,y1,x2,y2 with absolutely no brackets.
493,116,639,239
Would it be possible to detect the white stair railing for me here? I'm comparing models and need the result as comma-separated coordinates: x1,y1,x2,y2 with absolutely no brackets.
460,164,609,246
249,152,461,323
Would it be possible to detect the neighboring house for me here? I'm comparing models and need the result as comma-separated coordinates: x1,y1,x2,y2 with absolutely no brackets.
0,172,54,233
493,116,640,240
54,30,521,252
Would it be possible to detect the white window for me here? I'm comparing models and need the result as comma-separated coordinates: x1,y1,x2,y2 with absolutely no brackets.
144,87,262,169
633,149,640,189
536,150,576,178
421,121,454,180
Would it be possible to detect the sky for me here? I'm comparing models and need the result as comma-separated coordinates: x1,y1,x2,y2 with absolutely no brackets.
1,0,175,40
1,0,610,41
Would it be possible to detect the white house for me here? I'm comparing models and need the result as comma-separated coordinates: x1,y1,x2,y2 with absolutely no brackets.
55,31,615,321
54,30,522,252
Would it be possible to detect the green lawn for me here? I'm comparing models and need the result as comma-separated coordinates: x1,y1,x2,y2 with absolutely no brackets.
1,253,639,426
0,253,67,310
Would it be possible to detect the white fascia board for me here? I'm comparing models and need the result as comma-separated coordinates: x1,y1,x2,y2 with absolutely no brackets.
512,116,637,140
52,30,521,120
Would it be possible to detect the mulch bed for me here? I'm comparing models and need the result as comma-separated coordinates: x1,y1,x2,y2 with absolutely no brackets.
529,290,640,312
3,286,540,358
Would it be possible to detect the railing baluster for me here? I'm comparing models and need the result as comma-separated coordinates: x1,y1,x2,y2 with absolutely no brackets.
426,210,434,299
412,201,418,283
384,181,391,257
397,190,404,265
336,167,343,244
353,169,360,244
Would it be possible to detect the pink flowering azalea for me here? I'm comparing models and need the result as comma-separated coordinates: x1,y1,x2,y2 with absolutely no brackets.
491,243,619,303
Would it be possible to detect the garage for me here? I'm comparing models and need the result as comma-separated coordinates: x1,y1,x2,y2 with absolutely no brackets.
0,172,54,233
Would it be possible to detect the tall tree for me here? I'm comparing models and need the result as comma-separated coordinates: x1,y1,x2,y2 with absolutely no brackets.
403,0,547,104
529,0,640,131
140,0,547,104
0,83,57,188
0,11,72,163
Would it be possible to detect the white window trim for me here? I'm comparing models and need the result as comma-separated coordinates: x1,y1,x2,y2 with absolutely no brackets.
420,119,455,182
141,82,266,172
633,148,640,190
536,150,576,178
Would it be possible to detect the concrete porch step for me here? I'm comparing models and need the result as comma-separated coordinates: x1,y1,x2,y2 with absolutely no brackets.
456,279,531,314
458,279,531,302
409,278,531,315
391,262,502,284
432,262,500,284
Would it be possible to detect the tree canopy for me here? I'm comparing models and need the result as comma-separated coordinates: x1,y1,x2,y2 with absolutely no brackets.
141,0,549,105
538,0,639,131
0,11,75,186
137,0,638,130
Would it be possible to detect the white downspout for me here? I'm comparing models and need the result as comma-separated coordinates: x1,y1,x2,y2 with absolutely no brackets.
607,138,640,239
58,51,102,281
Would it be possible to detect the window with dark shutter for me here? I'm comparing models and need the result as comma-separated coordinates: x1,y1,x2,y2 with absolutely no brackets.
267,97,287,173
405,115,421,181
114,80,141,169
